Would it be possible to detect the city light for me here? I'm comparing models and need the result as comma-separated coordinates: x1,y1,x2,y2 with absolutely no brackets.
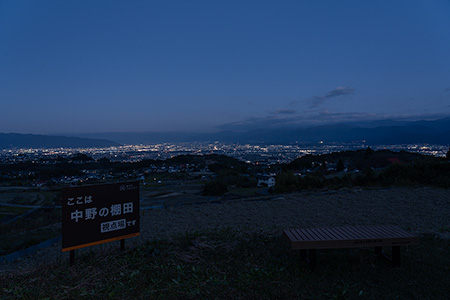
1,142,448,165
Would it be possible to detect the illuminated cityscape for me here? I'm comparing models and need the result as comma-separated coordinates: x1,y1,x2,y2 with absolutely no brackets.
1,142,448,165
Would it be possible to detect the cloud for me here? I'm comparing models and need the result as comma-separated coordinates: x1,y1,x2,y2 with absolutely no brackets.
216,110,450,132
312,111,450,125
313,111,378,123
271,109,297,115
309,86,355,108
216,111,371,131
216,109,299,131
216,116,305,131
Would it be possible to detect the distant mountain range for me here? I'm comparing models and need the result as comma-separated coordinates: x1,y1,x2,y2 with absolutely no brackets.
2,117,450,149
0,133,119,149
79,117,450,145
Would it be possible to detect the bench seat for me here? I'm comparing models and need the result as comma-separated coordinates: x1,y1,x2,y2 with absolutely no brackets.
283,225,420,269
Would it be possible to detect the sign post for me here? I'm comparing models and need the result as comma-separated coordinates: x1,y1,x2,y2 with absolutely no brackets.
62,181,140,258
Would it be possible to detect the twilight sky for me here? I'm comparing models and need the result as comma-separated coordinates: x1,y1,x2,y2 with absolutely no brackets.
1,0,450,134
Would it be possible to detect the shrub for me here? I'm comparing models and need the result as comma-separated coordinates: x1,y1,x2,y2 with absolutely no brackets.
203,179,228,196
274,171,299,193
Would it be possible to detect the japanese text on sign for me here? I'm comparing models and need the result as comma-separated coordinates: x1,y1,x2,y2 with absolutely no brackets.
69,200,134,223
62,181,140,252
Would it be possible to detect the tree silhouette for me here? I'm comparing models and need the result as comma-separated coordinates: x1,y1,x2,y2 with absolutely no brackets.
336,159,345,172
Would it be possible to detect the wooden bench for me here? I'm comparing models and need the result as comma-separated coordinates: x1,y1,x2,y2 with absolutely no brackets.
283,225,420,270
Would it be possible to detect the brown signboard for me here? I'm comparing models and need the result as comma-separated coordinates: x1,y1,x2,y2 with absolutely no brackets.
62,181,140,252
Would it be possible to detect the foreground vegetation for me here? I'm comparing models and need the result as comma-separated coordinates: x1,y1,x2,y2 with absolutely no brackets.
2,148,450,257
0,207,60,256
0,189,60,256
275,149,450,193
1,229,449,299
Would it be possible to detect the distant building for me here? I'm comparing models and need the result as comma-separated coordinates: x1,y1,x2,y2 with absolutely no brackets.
32,181,47,187
257,176,276,188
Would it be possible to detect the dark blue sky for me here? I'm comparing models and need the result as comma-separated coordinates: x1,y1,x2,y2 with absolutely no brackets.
1,0,450,134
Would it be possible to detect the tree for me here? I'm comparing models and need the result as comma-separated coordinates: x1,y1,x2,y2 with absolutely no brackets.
364,147,374,159
336,159,345,172
71,153,93,162
203,179,228,196
97,157,111,164
274,171,299,193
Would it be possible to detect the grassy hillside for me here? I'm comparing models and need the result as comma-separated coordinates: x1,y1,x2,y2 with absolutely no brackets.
1,229,449,299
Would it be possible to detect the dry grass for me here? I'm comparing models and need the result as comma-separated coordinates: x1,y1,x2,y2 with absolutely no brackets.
1,229,450,299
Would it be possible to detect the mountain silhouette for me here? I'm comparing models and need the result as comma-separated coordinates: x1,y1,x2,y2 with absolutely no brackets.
16,117,450,146
0,133,119,149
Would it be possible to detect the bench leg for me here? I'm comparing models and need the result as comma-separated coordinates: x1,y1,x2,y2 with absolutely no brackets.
308,249,317,271
300,249,307,260
392,246,401,267
297,249,318,271
375,246,382,255
374,246,401,267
